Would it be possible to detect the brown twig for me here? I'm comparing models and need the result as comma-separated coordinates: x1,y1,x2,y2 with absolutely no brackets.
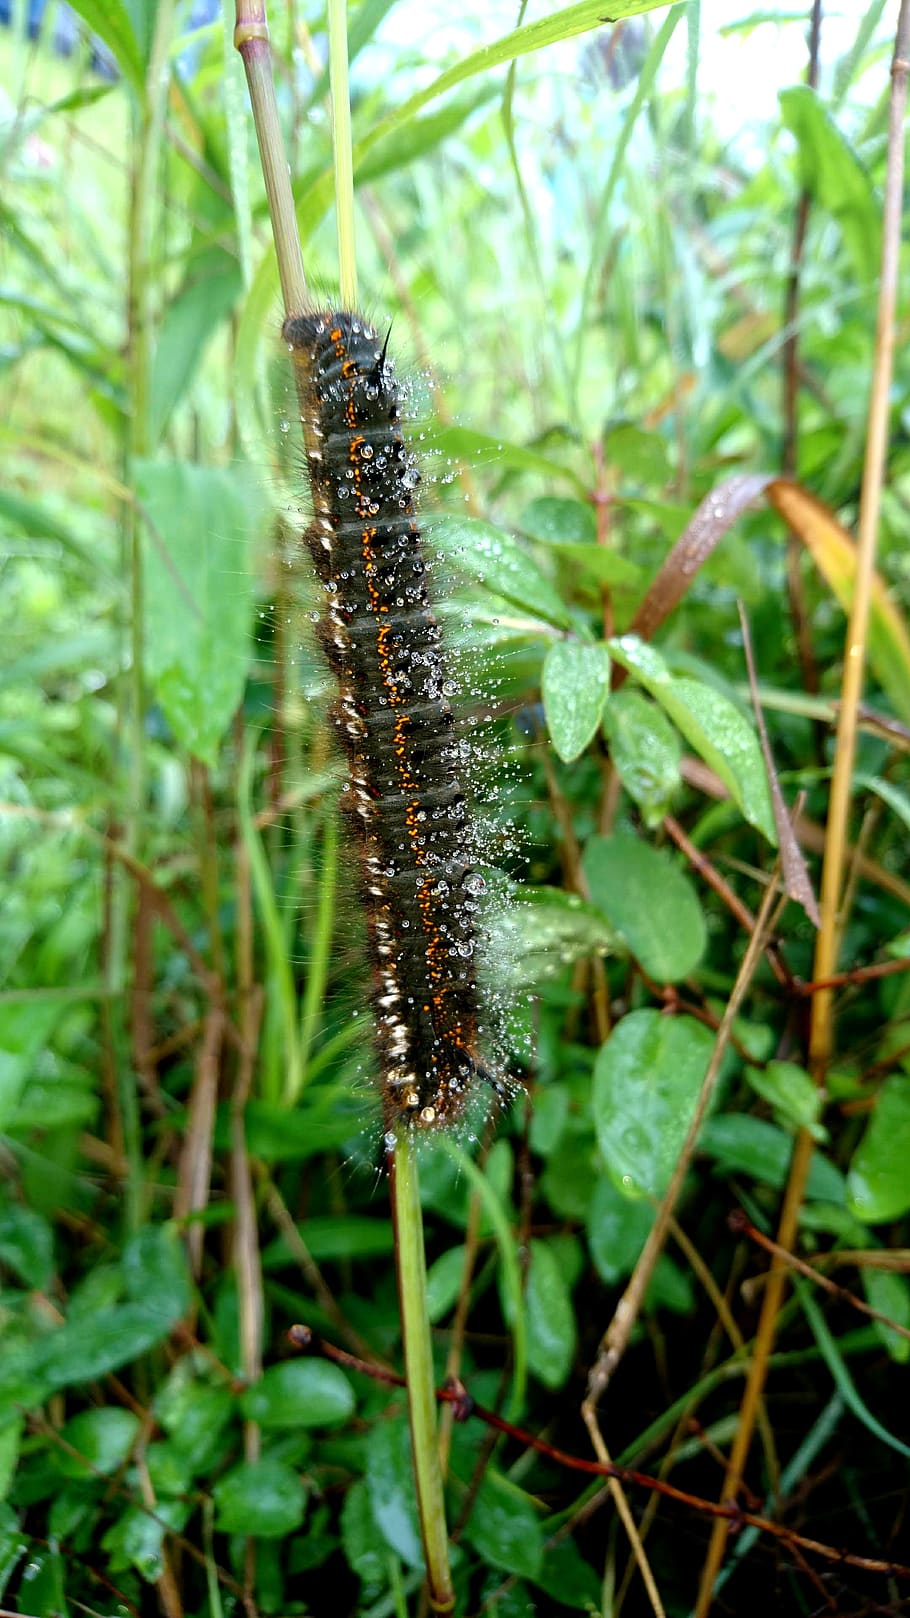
730,1210,910,1344
287,1325,910,1584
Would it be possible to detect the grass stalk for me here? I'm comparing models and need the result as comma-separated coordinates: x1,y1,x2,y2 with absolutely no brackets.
391,1132,457,1615
327,0,358,308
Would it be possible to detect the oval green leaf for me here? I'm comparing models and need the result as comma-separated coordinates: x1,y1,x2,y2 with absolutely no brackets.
431,513,571,628
582,829,706,983
542,640,611,762
602,688,681,827
464,1469,544,1580
239,1360,355,1429
609,636,776,843
57,1407,140,1480
592,1010,715,1198
848,1075,910,1223
214,1459,306,1538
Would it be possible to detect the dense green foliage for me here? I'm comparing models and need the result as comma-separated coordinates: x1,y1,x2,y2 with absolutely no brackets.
2,2,909,1614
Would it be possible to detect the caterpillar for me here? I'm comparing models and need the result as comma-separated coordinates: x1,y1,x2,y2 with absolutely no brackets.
284,309,508,1133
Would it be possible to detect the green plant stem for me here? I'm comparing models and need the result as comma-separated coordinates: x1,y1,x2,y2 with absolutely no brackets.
233,0,307,317
391,1132,455,1615
126,0,178,838
327,0,357,307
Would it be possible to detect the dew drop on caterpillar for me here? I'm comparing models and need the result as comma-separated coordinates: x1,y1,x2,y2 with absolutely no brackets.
283,308,517,1135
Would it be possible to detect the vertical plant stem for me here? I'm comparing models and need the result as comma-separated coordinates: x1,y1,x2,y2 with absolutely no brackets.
126,0,178,835
327,0,358,307
391,1133,456,1616
116,0,179,1232
695,9,910,1610
234,0,307,317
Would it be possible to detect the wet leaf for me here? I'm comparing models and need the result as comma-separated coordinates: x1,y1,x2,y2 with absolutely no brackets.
609,636,777,842
542,639,611,761
365,1414,423,1569
464,1469,544,1579
848,1075,910,1223
702,1115,846,1202
582,829,706,982
432,513,572,628
745,1060,827,1141
603,687,681,826
592,1011,715,1198
214,1459,306,1538
56,1408,140,1480
239,1360,355,1429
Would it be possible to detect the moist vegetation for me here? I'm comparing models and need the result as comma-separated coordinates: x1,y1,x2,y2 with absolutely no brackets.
1,5,909,1617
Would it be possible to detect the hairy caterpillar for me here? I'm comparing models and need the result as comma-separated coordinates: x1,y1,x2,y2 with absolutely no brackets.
284,309,509,1133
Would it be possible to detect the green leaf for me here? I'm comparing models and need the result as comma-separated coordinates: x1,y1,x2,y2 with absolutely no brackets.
122,1226,191,1319
155,1371,233,1473
138,459,267,765
603,688,681,826
0,1203,54,1290
102,1498,187,1581
18,1545,69,1618
493,883,619,987
592,1010,715,1198
262,1215,394,1267
425,1245,468,1323
0,1502,27,1600
149,258,243,442
847,1075,910,1223
464,1470,544,1579
0,1418,22,1504
521,496,596,546
605,423,671,485
34,1303,183,1399
239,1361,355,1429
521,1239,577,1388
57,1408,141,1480
863,1269,910,1365
357,85,498,184
529,1537,603,1608
65,0,145,93
588,1175,654,1284
432,514,572,628
779,85,879,283
0,487,104,573
214,1459,306,1538
796,1282,910,1462
610,636,776,842
365,1415,424,1570
701,1115,846,1203
431,428,584,492
542,640,611,762
340,1479,386,1589
0,1001,65,1132
745,1060,826,1141
582,829,706,983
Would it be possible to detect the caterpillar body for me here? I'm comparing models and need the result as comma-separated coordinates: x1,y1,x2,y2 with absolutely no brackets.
284,310,506,1133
